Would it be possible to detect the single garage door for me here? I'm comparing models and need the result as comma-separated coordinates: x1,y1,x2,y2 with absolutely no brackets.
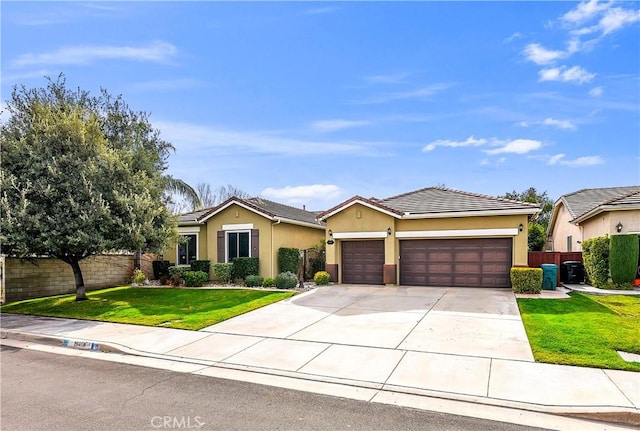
400,238,512,287
342,240,385,285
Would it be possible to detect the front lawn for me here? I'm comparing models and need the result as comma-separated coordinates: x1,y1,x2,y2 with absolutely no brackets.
517,293,640,372
0,287,296,330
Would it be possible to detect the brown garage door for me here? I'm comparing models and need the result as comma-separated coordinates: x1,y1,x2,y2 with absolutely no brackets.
342,241,385,285
400,238,512,287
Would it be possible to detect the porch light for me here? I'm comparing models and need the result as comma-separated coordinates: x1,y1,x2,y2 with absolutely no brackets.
387,227,392,235
328,229,333,237
519,223,524,232
616,222,623,233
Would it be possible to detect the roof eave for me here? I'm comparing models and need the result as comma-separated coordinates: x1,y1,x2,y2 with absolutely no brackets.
275,217,326,230
319,198,402,221
401,208,540,219
572,204,640,225
199,198,274,224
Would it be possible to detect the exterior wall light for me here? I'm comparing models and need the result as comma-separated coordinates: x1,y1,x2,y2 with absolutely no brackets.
387,227,392,235
328,229,333,237
519,223,524,232
616,222,623,233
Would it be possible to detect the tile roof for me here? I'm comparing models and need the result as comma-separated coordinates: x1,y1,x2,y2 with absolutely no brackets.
379,187,541,214
560,186,640,220
177,196,324,226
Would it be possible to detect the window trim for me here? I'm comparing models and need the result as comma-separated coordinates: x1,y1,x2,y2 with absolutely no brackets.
176,233,199,265
225,230,251,263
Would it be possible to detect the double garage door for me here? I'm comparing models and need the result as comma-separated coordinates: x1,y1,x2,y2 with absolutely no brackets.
341,238,512,287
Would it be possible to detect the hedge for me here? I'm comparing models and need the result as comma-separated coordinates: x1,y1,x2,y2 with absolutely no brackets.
232,257,259,280
275,271,298,289
168,265,191,286
278,247,300,274
190,260,210,275
510,267,543,294
245,275,264,287
610,234,639,284
183,271,208,287
212,263,233,284
313,271,331,285
582,236,610,288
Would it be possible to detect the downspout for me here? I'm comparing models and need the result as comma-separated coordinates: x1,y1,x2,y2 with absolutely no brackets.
272,218,282,277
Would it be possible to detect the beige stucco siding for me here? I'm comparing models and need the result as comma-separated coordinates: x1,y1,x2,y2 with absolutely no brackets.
580,209,640,242
205,204,273,277
162,224,208,266
551,203,582,252
272,223,325,277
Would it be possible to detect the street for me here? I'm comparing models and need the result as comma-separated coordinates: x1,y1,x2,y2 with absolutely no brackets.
0,345,550,431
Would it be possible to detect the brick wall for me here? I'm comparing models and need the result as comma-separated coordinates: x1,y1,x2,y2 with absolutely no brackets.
2,255,135,303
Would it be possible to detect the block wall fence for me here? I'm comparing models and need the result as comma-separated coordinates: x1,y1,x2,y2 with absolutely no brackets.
1,254,156,303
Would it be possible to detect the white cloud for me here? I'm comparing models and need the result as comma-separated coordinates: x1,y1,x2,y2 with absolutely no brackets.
0,69,50,82
522,43,566,65
561,0,610,24
480,157,507,166
599,7,640,35
538,66,596,84
11,41,177,67
311,119,371,133
363,73,410,84
261,184,342,204
544,153,604,166
504,32,524,43
485,139,542,155
542,117,577,130
589,86,603,97
155,121,388,156
354,83,451,104
422,136,487,152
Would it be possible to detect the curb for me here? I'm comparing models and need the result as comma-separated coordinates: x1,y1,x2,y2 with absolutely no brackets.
2,329,639,428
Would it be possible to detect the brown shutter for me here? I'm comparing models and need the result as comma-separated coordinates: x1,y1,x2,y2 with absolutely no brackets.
217,231,225,263
251,229,259,257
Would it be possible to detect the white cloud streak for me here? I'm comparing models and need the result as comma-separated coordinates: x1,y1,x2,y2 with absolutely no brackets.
589,86,603,97
423,136,487,152
354,83,451,104
546,153,604,166
519,118,577,130
485,139,542,155
11,41,177,67
311,119,371,133
538,66,596,84
522,43,566,65
261,184,342,204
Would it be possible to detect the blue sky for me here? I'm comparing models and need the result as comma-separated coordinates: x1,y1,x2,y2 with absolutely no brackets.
2,1,639,210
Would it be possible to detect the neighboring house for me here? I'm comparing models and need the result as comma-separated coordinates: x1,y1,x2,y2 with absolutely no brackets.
548,186,640,252
165,197,325,278
318,187,540,288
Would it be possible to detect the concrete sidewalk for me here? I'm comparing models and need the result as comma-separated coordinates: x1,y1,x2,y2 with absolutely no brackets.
1,286,639,429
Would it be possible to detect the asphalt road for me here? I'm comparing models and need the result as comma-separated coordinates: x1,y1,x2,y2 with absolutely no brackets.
0,345,550,431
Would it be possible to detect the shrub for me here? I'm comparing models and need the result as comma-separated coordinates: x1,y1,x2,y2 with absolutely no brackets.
183,271,208,287
152,260,170,279
528,223,546,251
131,268,147,285
245,275,264,287
262,277,276,287
275,271,298,289
313,271,331,285
212,263,233,284
190,260,211,275
610,234,639,284
582,236,610,288
278,248,300,274
158,274,170,286
231,257,259,280
168,265,191,286
510,267,543,294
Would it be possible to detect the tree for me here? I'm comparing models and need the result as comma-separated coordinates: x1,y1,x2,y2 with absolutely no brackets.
195,183,250,209
1,76,178,300
499,187,553,229
527,223,546,251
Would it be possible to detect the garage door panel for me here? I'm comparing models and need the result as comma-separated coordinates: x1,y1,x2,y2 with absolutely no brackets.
400,238,512,287
342,241,384,285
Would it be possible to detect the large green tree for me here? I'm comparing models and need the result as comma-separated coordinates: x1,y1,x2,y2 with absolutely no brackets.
1,76,180,300
499,187,554,251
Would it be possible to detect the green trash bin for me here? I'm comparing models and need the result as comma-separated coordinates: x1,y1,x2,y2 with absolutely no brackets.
540,264,558,290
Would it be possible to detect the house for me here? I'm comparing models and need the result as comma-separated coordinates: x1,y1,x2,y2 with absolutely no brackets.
318,187,540,287
165,197,325,278
547,186,640,252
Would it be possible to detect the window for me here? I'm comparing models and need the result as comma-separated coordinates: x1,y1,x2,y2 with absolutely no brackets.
227,231,250,262
567,235,572,252
177,234,197,265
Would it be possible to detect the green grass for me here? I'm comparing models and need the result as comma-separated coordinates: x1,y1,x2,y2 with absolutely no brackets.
517,293,640,372
0,286,296,330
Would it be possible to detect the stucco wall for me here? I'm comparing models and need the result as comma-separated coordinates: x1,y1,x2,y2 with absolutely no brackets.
551,203,582,252
272,223,324,277
3,255,134,303
581,209,640,242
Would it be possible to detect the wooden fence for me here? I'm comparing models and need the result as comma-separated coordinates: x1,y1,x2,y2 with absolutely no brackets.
527,251,583,284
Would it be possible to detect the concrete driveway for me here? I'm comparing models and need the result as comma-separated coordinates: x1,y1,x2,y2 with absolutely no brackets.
201,284,534,362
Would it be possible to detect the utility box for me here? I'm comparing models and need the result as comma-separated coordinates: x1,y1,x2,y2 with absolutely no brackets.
541,264,558,290
561,261,585,284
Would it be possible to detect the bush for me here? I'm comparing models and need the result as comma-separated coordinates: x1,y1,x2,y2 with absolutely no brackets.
152,260,170,279
582,236,610,288
313,271,331,285
183,271,208,287
275,271,298,289
212,263,233,284
262,277,276,287
278,248,300,274
231,257,259,280
610,234,639,284
510,267,543,294
130,268,147,285
528,223,546,251
245,275,264,287
190,260,211,275
168,265,191,286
